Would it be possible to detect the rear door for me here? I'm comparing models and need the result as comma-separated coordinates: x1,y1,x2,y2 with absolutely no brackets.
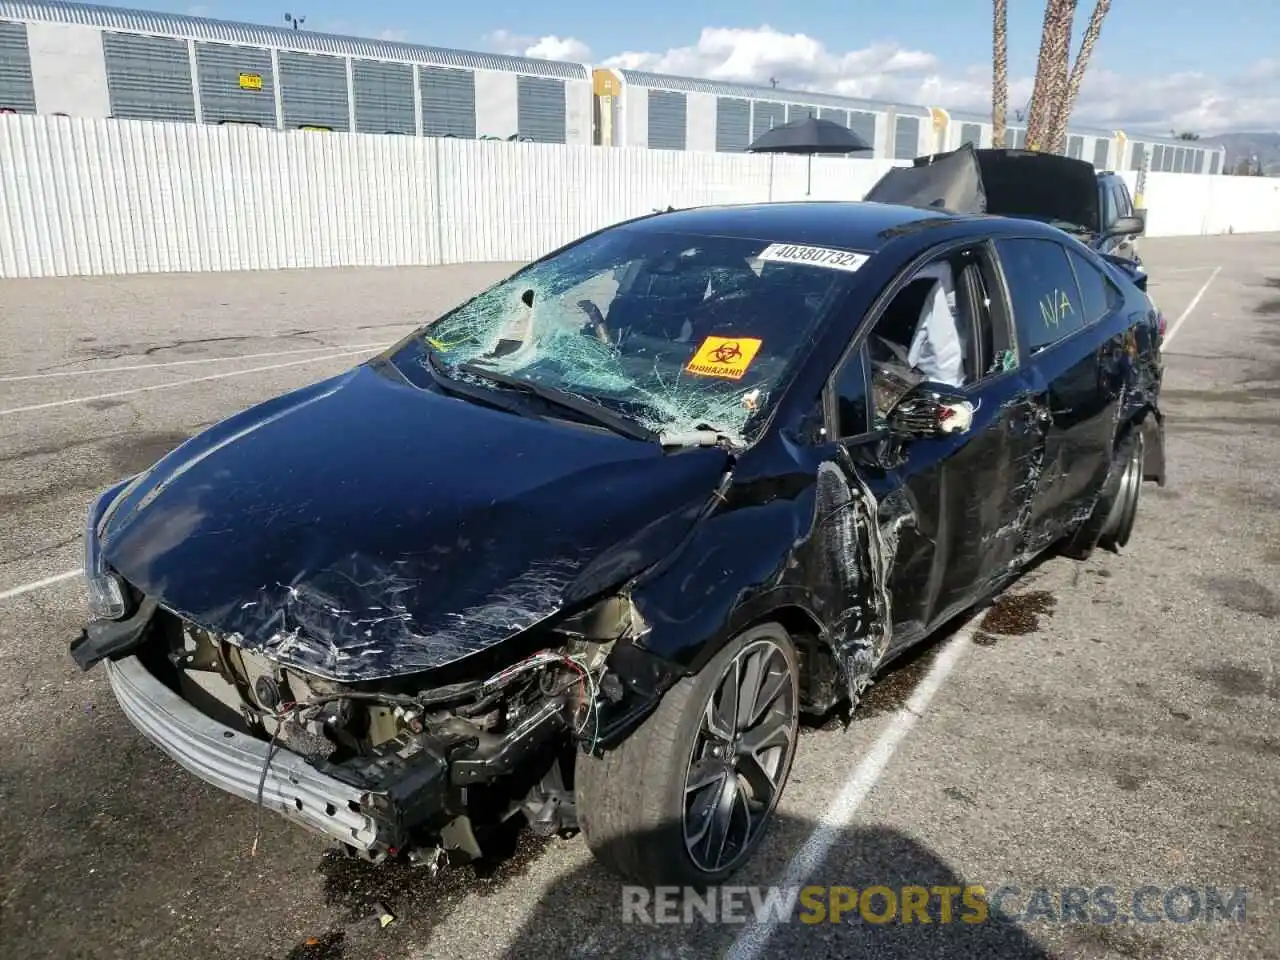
994,236,1125,552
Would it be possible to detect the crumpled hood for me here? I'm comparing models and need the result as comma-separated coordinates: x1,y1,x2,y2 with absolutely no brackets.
99,362,729,681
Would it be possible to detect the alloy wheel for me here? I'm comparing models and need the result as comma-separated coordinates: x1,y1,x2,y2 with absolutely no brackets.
682,637,798,875
1113,434,1144,547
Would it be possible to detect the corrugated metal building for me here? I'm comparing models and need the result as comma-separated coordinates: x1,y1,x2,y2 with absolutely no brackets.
928,107,1225,177
0,0,1229,176
0,0,593,142
593,68,933,161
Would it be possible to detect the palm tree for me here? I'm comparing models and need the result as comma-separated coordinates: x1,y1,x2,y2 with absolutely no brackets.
1045,0,1112,154
1024,0,1077,151
992,0,1008,147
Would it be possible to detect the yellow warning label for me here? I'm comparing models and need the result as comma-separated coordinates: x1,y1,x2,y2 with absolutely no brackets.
685,336,763,381
239,73,263,91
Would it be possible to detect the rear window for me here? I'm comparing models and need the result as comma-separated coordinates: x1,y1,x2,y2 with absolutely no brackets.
1067,248,1123,324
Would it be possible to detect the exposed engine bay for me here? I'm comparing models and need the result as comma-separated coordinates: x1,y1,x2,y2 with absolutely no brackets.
139,597,633,866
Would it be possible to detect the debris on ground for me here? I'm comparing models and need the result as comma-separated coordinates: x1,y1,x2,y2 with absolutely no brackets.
979,590,1058,636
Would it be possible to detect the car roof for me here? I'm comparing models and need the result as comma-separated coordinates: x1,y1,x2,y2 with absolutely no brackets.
622,201,978,254
624,199,1090,255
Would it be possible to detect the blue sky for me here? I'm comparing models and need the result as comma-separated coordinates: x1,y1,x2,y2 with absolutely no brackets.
148,0,1269,74
103,0,1279,132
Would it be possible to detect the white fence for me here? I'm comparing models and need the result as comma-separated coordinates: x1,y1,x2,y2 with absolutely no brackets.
1,114,1278,279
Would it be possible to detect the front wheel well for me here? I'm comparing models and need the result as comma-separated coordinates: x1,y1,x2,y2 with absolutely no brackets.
739,605,841,715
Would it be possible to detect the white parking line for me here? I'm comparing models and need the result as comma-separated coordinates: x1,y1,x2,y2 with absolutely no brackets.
0,348,376,417
1157,265,1219,276
0,341,390,383
0,568,80,603
1162,265,1221,348
725,616,980,960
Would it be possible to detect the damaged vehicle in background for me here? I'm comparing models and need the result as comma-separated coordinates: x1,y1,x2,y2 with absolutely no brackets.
72,199,1166,887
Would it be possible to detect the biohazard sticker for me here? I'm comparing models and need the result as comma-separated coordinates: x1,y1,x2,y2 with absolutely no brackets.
686,336,763,380
757,243,870,272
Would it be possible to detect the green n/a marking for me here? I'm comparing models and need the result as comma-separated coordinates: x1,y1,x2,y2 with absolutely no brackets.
1040,288,1074,328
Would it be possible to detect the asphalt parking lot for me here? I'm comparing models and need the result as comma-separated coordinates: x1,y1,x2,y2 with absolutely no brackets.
1,236,1277,960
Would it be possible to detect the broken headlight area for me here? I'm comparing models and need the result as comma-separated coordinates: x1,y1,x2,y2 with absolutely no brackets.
82,479,140,622
120,596,669,865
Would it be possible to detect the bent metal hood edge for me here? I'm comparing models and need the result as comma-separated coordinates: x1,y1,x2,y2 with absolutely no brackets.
97,364,730,682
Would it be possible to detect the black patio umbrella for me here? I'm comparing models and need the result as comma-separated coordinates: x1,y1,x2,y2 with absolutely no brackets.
747,116,873,195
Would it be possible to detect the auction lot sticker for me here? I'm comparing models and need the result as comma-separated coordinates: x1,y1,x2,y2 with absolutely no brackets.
686,336,763,380
757,243,869,272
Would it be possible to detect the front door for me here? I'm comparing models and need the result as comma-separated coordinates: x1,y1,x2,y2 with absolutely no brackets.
825,240,1046,655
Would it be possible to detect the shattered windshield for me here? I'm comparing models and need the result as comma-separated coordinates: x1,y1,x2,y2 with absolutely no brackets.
397,227,859,446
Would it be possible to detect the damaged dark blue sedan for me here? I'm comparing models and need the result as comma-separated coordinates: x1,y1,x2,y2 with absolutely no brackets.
72,199,1166,887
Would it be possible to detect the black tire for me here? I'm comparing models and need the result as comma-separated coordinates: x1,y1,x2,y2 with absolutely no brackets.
1099,429,1144,551
1061,428,1144,559
576,623,801,887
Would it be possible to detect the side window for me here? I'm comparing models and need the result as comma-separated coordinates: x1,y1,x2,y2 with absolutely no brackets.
1115,180,1134,216
1067,248,1123,325
1111,180,1131,217
865,255,967,422
860,245,998,422
995,238,1086,354
968,250,1019,377
1101,181,1119,227
833,349,871,438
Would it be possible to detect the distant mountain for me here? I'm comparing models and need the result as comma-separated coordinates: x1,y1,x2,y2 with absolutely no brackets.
1200,132,1280,176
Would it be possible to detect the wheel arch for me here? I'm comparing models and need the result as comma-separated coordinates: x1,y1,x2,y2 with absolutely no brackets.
730,601,842,715
1115,401,1165,486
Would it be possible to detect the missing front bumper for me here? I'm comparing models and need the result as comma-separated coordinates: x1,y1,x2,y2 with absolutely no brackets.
105,651,579,858
106,654,387,852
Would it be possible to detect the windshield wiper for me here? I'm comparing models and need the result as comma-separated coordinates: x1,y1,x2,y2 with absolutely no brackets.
419,346,530,417
456,362,657,443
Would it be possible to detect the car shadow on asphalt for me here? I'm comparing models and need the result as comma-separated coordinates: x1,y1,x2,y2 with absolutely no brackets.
495,815,1055,959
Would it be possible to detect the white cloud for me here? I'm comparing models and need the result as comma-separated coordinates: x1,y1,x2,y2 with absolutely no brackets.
485,24,1278,135
526,35,592,62
485,29,590,63
1070,67,1280,135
